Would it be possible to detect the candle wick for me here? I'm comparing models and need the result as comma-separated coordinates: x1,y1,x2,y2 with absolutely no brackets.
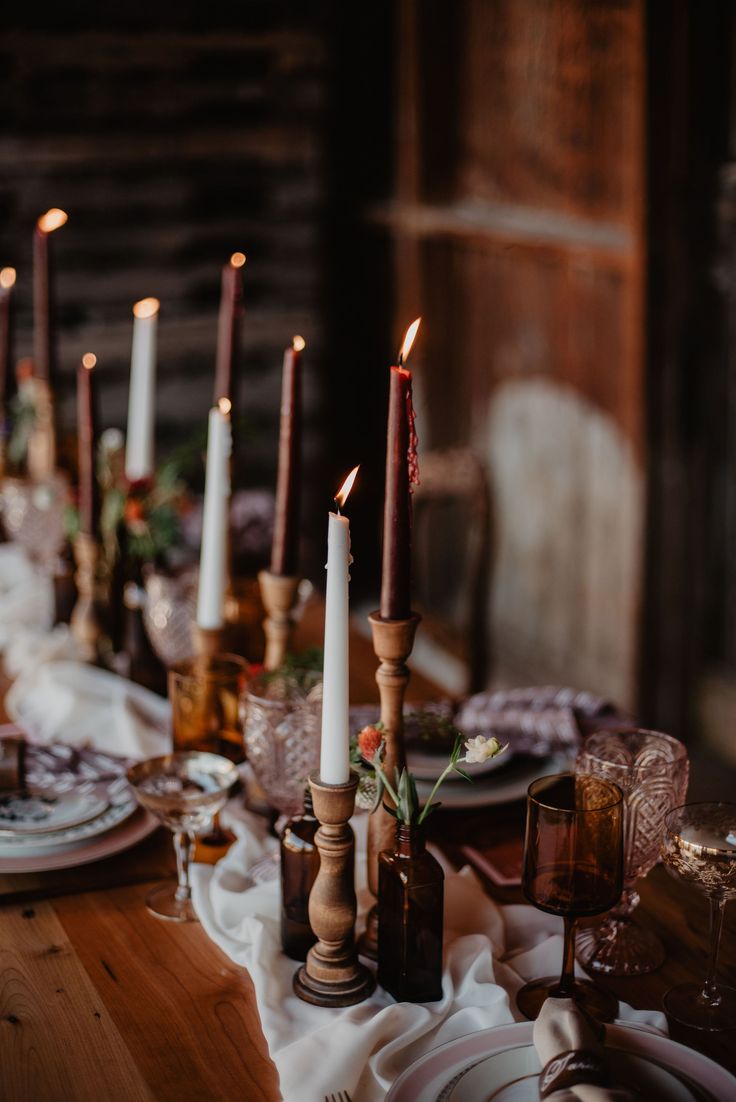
398,352,404,367
334,499,341,516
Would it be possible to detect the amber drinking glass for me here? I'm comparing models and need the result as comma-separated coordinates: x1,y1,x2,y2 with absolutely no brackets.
517,772,624,1022
168,654,249,764
575,729,689,976
661,802,736,1030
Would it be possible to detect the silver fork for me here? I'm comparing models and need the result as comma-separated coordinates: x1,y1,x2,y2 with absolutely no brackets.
324,1093,352,1102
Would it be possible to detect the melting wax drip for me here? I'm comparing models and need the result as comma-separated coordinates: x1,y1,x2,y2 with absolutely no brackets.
406,376,420,492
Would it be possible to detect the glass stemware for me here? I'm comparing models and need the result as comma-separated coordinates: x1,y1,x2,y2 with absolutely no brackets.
127,751,238,921
661,802,736,1030
575,728,689,975
169,654,249,764
242,668,322,820
516,772,624,1022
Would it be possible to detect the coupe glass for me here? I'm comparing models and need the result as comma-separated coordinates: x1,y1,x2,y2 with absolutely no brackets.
575,728,689,975
127,751,238,921
1,473,67,571
242,668,322,819
517,772,624,1022
661,802,736,1030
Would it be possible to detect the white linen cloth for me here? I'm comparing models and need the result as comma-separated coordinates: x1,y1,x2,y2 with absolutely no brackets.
5,659,170,759
191,810,666,1102
0,544,54,649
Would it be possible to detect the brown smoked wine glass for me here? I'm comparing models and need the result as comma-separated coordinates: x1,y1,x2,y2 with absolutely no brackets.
517,772,624,1022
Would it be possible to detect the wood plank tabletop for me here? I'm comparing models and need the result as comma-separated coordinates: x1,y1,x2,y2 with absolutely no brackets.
1,600,735,1099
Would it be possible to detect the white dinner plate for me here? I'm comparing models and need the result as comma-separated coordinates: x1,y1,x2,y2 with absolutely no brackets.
414,753,570,809
0,806,159,873
407,742,515,782
0,795,137,853
0,788,108,835
386,1021,736,1102
447,1040,694,1102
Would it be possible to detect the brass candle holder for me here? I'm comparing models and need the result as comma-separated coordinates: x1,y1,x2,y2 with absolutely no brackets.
359,610,421,960
258,568,301,670
70,532,102,659
293,771,375,1007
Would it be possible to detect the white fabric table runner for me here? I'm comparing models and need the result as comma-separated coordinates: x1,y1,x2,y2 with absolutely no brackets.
191,810,665,1102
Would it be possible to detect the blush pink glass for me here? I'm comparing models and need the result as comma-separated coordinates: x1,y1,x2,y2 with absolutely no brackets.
575,728,689,976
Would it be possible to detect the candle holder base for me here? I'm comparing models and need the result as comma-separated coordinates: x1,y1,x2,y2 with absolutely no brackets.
359,610,421,961
70,533,102,660
293,772,376,1008
257,569,301,670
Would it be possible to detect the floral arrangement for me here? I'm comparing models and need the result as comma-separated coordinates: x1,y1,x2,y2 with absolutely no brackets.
356,722,506,826
65,428,190,564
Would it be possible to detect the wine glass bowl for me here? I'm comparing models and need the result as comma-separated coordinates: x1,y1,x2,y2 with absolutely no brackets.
127,751,239,921
575,728,689,976
168,653,249,764
517,772,624,1023
661,802,736,1030
242,668,322,820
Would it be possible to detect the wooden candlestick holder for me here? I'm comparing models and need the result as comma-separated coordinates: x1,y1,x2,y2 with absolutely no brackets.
359,610,421,960
293,772,375,1007
192,624,226,658
258,569,301,670
70,532,102,658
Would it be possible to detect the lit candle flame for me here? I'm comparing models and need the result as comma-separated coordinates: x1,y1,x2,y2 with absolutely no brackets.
292,335,306,352
218,397,232,416
335,465,359,510
398,317,421,365
230,252,246,268
133,297,160,319
0,267,16,290
37,208,68,234
82,353,96,370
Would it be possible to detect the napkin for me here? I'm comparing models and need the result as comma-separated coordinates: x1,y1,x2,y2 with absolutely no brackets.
5,660,170,760
534,998,633,1101
190,810,665,1102
0,544,54,650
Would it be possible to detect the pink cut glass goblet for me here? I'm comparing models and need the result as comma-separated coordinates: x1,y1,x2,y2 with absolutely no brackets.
575,728,689,976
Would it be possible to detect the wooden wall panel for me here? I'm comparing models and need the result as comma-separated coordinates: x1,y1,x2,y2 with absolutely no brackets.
385,0,645,708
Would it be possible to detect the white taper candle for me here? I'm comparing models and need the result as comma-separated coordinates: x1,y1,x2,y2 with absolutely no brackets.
196,399,232,629
125,297,160,481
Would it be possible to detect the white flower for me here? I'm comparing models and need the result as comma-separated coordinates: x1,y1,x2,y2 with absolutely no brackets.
100,427,124,453
463,735,505,764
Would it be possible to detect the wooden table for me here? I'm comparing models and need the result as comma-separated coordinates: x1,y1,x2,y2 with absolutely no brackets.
1,604,735,1100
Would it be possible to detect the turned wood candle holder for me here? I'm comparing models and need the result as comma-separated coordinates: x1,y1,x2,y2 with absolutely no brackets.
192,623,226,658
293,772,375,1007
70,532,102,658
258,568,301,670
359,610,421,960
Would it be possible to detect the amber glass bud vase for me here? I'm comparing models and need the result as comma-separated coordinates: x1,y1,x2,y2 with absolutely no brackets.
377,822,444,1003
280,790,320,961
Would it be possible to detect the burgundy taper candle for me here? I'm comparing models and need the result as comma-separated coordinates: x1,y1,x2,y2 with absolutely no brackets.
379,319,421,621
212,252,245,406
77,353,99,535
0,268,16,410
270,335,304,576
33,209,67,384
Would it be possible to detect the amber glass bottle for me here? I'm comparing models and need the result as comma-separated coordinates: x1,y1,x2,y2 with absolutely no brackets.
280,790,319,961
377,823,444,1003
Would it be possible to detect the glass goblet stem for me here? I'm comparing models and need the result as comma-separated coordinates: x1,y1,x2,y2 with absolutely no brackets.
552,917,578,999
703,894,728,1007
174,831,194,904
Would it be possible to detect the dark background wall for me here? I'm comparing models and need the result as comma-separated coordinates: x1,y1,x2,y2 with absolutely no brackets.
0,2,396,587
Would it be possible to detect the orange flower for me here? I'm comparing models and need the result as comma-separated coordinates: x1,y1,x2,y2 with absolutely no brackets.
358,725,383,762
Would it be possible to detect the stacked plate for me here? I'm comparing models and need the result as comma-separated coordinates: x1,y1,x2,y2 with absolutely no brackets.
407,740,571,810
0,741,157,873
386,1021,736,1101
